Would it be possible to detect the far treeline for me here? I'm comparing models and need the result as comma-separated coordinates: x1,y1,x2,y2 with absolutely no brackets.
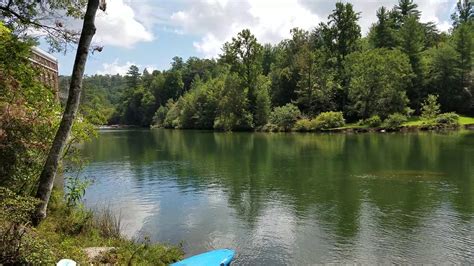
62,0,474,131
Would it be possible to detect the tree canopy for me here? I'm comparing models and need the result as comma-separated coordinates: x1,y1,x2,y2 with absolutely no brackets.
59,0,473,129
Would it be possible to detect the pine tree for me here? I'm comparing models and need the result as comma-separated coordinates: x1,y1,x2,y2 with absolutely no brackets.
451,0,473,28
370,6,397,48
399,15,425,109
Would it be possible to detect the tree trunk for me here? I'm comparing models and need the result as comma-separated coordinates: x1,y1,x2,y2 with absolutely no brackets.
33,0,100,225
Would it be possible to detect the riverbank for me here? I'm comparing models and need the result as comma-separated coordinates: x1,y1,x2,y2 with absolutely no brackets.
146,115,474,134
327,115,474,134
0,188,183,264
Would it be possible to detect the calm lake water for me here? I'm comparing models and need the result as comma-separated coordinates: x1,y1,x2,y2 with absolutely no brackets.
81,129,474,265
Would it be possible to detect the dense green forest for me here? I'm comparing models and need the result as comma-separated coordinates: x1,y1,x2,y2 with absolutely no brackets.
62,0,473,130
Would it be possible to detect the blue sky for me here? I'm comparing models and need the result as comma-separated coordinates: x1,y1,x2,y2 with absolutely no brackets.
48,0,456,76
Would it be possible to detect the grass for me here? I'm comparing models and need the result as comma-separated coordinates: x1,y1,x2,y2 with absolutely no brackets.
459,116,474,125
331,122,366,130
329,115,474,131
402,116,426,126
402,115,474,127
0,189,183,265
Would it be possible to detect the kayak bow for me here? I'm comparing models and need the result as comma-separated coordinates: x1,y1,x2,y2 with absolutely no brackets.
171,249,235,266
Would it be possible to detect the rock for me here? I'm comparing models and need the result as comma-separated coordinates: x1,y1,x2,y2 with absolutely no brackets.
83,247,115,261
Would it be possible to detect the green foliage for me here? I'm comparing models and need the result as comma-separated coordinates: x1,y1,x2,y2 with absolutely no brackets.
420,94,441,120
269,103,301,131
362,115,383,127
214,73,254,131
126,65,141,88
295,48,339,116
424,43,468,112
0,24,60,193
293,118,316,132
435,112,460,127
321,2,361,66
383,113,408,129
0,186,183,265
395,0,421,21
346,49,412,119
254,75,272,127
152,105,169,127
119,85,156,126
0,187,54,264
369,7,398,49
164,100,180,129
451,0,473,28
399,15,425,108
313,111,345,130
65,176,92,208
0,0,86,53
56,0,474,128
452,22,473,91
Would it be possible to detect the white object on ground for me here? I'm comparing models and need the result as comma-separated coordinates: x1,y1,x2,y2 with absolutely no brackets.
57,259,77,266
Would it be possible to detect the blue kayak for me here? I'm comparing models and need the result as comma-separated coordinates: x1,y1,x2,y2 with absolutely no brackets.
171,249,235,266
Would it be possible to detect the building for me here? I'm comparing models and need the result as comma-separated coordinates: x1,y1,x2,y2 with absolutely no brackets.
29,47,59,99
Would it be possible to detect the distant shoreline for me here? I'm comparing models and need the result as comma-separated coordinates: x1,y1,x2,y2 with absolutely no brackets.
99,123,474,134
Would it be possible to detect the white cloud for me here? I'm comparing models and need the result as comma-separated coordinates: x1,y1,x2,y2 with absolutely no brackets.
169,0,455,57
96,59,157,75
93,0,154,48
97,59,135,75
171,0,318,57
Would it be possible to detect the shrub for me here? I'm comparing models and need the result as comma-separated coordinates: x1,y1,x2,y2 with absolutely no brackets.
269,103,301,131
152,106,168,127
361,115,382,127
383,113,407,129
435,112,460,128
92,207,122,239
293,118,314,132
421,94,440,120
313,111,345,130
260,123,279,132
164,101,180,128
0,187,55,265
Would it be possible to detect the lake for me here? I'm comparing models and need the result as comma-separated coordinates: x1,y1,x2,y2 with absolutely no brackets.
81,129,474,264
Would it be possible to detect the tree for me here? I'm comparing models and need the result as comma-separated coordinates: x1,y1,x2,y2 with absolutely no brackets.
214,73,253,131
369,7,398,49
451,0,473,28
394,0,421,23
322,2,361,68
221,29,263,120
318,2,361,111
269,103,301,131
294,49,338,116
163,70,184,100
453,23,473,89
399,15,425,109
121,86,155,126
420,94,441,120
422,22,441,48
254,75,272,127
141,68,154,89
192,77,221,129
125,65,141,88
0,23,61,193
181,57,217,92
171,56,184,71
261,44,277,76
0,0,86,52
346,49,413,119
269,29,310,107
33,0,102,225
425,43,468,112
